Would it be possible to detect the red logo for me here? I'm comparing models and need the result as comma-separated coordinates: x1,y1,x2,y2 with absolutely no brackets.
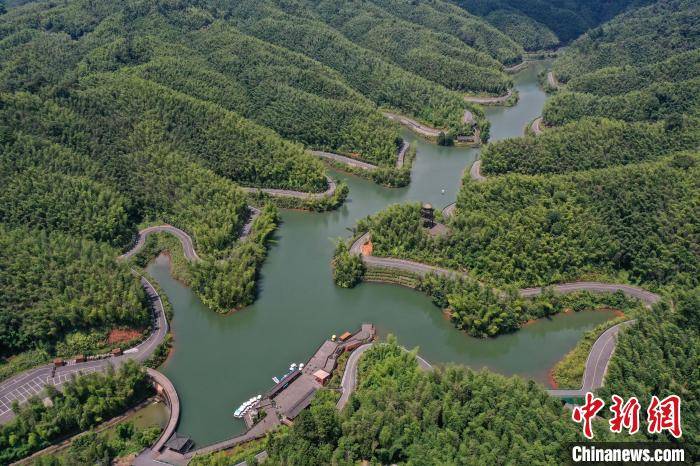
609,395,641,435
571,393,683,439
572,392,605,439
647,395,682,438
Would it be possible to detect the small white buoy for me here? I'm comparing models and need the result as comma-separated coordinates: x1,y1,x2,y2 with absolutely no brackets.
441,189,446,195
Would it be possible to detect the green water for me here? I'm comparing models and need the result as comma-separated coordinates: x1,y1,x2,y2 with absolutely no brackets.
147,61,615,446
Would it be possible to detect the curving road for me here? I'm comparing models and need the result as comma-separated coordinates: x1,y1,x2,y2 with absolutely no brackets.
336,344,373,410
241,175,336,200
311,141,410,171
530,116,544,135
147,368,180,453
0,274,169,424
119,225,201,262
470,159,486,182
547,71,561,89
118,206,260,263
442,202,456,218
337,343,432,411
336,321,636,407
464,89,513,105
350,232,660,309
546,320,635,398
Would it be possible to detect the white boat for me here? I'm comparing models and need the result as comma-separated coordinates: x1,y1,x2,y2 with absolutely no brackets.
233,399,254,418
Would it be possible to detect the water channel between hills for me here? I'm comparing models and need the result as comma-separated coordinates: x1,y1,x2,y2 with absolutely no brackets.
146,61,616,446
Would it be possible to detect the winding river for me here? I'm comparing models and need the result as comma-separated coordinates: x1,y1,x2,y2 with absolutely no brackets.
147,61,616,446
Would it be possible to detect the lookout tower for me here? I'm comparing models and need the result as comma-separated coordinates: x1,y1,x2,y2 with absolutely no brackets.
420,203,435,228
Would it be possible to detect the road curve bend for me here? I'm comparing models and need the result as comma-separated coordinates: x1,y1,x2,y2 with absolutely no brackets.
464,89,513,105
0,274,169,425
531,116,544,135
241,175,336,200
118,206,260,263
442,202,456,218
470,159,486,182
119,225,201,262
350,232,661,308
336,321,637,406
147,368,180,453
337,343,433,411
547,320,635,398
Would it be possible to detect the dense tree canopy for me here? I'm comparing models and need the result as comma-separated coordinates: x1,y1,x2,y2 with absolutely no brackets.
0,224,149,358
366,153,699,289
552,0,699,82
481,118,699,175
452,0,655,45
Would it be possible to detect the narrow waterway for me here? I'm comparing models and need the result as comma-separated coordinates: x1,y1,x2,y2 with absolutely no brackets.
147,61,615,446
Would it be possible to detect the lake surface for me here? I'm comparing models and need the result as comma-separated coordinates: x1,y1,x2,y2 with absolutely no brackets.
147,61,615,446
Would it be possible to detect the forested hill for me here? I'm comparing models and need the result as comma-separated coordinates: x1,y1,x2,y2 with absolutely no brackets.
483,0,699,177
552,0,699,81
0,0,517,162
450,0,655,49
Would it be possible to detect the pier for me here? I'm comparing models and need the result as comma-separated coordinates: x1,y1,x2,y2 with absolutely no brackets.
175,324,376,462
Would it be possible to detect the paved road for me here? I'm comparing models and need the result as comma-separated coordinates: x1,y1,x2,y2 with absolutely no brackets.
547,71,561,89
119,225,201,262
241,206,261,239
442,202,456,218
119,206,260,263
351,233,660,308
0,274,169,424
470,159,486,182
336,344,373,410
311,150,378,171
547,321,635,398
383,111,442,138
241,175,336,199
464,89,513,105
531,116,544,135
337,343,433,411
396,141,409,168
337,321,635,406
147,368,180,452
311,141,409,171
521,283,660,308
504,61,529,73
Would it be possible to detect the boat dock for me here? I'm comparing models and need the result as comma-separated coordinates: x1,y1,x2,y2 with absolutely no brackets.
268,323,375,423
184,324,376,460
